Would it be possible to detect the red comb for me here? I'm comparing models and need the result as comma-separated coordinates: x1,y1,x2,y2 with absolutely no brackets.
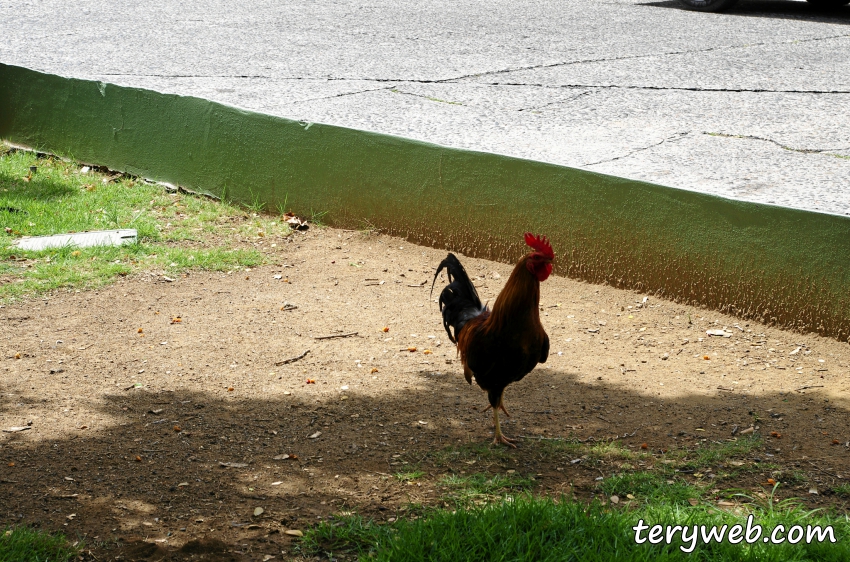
524,233,554,259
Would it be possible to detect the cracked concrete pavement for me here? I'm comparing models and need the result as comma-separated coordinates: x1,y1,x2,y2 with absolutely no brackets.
2,0,849,214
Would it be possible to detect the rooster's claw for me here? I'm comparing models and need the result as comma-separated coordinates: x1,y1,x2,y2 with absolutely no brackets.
493,434,517,448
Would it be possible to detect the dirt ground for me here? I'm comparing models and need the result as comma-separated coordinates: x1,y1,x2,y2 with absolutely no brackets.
2,227,849,561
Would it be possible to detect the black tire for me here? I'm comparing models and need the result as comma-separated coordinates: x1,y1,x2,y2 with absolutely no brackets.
806,0,850,6
677,0,740,11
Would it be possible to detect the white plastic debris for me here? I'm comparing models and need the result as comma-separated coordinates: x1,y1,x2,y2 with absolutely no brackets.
14,229,137,251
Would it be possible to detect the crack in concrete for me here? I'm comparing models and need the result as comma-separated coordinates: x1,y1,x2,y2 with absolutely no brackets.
477,82,850,95
443,32,850,84
97,73,274,79
93,31,850,89
583,132,689,166
386,86,598,113
285,86,398,104
705,132,850,158
388,88,465,106
517,90,593,112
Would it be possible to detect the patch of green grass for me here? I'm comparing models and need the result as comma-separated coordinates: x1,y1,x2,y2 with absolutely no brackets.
0,526,81,562
438,472,537,505
834,484,850,498
0,145,290,301
300,513,394,558
600,471,700,506
309,208,329,227
520,436,584,456
302,494,850,561
394,471,426,482
246,187,266,213
666,436,762,472
586,440,643,463
430,442,513,467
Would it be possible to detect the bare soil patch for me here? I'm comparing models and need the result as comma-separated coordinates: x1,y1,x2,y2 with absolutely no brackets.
2,227,849,560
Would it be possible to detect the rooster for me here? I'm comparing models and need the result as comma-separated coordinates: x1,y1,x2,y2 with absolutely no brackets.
432,233,554,447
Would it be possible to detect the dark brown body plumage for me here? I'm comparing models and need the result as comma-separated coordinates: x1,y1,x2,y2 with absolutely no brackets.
456,255,550,408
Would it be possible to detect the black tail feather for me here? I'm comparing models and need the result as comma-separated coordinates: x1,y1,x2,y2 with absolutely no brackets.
431,253,486,343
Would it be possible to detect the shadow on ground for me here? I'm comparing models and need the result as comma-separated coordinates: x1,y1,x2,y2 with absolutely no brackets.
641,0,850,23
2,367,848,560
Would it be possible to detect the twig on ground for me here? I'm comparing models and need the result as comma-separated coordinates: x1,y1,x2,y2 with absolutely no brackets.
275,350,310,365
314,332,358,340
808,461,841,479
794,385,824,392
517,435,568,441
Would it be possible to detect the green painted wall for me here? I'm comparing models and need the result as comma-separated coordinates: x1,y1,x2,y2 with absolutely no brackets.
1,63,848,341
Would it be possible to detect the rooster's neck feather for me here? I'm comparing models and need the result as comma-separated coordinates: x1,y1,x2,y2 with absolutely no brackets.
486,256,540,330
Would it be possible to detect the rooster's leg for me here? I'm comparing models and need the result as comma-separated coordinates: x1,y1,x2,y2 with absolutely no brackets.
492,401,517,448
483,402,511,418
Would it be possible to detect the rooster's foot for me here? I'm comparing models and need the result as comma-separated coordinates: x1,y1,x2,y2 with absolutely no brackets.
493,434,517,448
